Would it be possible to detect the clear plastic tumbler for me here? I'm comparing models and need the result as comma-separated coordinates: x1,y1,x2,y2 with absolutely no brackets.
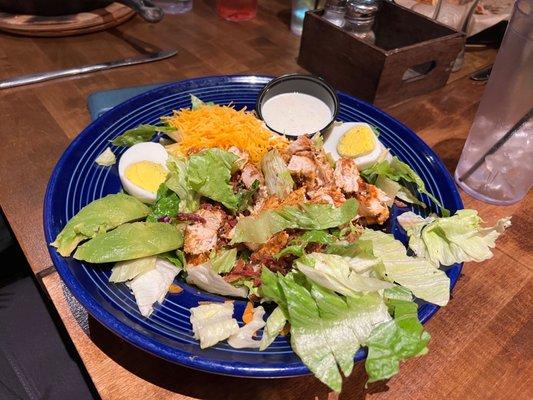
454,0,533,205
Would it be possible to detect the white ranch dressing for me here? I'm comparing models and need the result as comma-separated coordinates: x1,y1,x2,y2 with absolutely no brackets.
261,92,332,136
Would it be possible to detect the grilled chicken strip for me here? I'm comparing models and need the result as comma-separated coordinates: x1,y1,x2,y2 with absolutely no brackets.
183,208,226,255
356,180,391,225
334,158,360,194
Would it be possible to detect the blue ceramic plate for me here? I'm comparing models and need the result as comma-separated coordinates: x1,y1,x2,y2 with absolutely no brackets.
44,75,463,378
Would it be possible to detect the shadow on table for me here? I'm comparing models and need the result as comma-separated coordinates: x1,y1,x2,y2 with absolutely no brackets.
431,138,466,173
88,316,389,400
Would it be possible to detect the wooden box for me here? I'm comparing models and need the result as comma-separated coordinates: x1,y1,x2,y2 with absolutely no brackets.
297,2,465,107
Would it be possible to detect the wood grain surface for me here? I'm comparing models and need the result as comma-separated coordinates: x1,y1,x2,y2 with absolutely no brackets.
1,1,531,399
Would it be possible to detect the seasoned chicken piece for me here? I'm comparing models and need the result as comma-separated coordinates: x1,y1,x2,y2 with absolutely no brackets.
183,208,226,254
186,252,210,266
280,187,307,206
250,232,290,264
356,182,390,225
288,155,317,177
241,163,264,189
287,136,334,189
249,186,270,215
307,186,346,206
288,136,314,155
334,158,360,193
228,146,249,169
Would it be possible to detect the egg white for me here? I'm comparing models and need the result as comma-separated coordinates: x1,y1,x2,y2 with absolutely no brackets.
324,122,391,170
118,142,169,203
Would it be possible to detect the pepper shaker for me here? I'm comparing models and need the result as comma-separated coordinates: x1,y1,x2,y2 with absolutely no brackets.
344,0,379,44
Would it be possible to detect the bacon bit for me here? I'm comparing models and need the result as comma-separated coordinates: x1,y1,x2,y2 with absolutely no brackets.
394,199,408,208
168,284,183,294
224,259,261,285
176,213,206,223
157,216,172,223
242,301,254,324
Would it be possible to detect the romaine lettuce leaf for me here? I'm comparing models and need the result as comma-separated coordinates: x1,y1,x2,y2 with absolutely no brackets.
51,193,151,257
275,230,334,259
365,299,430,383
186,148,240,210
186,262,248,298
109,256,157,283
361,156,449,216
127,258,181,317
210,248,237,274
231,199,358,244
261,149,294,199
295,253,392,296
146,183,180,222
397,210,511,266
227,306,266,349
166,156,200,213
189,302,239,348
359,230,450,306
73,222,183,263
158,250,186,269
259,306,287,351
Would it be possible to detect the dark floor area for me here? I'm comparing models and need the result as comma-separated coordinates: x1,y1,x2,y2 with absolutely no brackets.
0,215,98,400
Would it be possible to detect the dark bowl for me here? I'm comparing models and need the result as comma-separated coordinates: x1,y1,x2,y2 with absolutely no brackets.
255,74,339,139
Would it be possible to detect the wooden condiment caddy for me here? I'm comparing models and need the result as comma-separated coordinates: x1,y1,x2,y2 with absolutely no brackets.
298,2,465,107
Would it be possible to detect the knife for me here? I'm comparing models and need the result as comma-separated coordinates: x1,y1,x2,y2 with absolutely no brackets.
0,50,177,90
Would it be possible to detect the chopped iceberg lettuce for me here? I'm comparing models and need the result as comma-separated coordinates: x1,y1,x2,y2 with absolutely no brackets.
186,262,248,298
227,306,266,349
189,302,239,348
259,306,287,351
109,256,157,283
127,258,181,317
365,299,430,383
231,199,358,244
261,149,294,199
397,210,511,266
359,230,450,306
295,253,392,296
95,147,116,166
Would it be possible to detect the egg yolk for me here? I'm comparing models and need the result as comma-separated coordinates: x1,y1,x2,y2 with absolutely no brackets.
125,161,167,193
337,125,376,158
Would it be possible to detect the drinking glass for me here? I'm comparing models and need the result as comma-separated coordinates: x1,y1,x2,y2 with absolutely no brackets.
216,0,257,21
454,0,533,205
291,0,316,35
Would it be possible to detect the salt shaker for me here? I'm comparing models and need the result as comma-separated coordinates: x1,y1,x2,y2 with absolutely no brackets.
344,0,379,43
323,0,347,27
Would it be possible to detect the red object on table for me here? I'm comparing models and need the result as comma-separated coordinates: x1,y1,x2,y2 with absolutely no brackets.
216,0,257,21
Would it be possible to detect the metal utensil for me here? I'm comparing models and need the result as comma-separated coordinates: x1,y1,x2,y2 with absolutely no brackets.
0,50,177,90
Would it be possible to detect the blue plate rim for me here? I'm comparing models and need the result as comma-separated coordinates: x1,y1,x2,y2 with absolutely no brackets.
43,74,464,378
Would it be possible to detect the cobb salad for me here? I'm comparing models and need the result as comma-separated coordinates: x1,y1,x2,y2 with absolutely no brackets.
51,95,510,392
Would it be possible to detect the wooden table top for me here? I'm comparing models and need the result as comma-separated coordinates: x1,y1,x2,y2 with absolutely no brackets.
1,1,531,399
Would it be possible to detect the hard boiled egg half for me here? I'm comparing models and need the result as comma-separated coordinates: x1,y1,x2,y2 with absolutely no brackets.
118,142,169,203
324,122,392,170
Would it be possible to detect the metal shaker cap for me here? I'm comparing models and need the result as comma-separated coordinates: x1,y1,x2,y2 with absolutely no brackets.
346,0,379,19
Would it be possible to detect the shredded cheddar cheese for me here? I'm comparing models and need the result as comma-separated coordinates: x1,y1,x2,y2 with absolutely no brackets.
163,104,288,164
242,301,254,324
